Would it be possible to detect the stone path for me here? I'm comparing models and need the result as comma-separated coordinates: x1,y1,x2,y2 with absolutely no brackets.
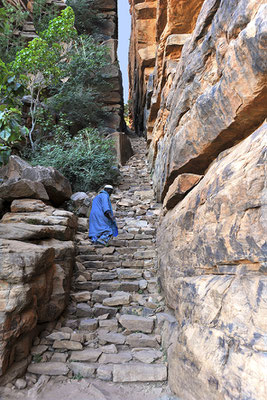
1,136,178,399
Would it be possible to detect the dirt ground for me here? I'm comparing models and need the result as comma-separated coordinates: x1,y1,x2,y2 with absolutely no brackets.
0,377,181,400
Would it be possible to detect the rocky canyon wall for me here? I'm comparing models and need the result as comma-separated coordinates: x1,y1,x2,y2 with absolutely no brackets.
129,0,267,399
0,157,76,383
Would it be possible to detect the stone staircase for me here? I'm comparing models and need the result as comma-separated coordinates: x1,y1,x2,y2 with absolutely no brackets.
25,136,170,386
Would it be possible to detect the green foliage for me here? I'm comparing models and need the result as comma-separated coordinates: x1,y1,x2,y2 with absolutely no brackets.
28,128,118,192
72,372,83,381
40,6,76,44
48,35,109,130
0,106,28,165
0,0,28,63
12,7,76,81
0,58,25,107
11,6,77,149
66,0,99,35
32,0,57,34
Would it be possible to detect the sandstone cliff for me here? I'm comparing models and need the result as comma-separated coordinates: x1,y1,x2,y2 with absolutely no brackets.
129,0,267,399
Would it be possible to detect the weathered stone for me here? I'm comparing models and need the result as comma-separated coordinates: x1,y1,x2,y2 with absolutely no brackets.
79,318,98,332
92,290,111,303
100,344,117,354
0,357,30,385
163,173,203,210
71,291,91,302
93,305,118,318
14,378,27,389
111,131,134,165
21,165,72,206
113,363,167,382
134,250,156,259
50,353,68,363
53,340,83,350
0,239,54,283
92,271,118,281
119,315,154,333
117,269,143,280
69,362,96,378
126,333,158,348
132,348,162,363
98,331,125,345
69,349,102,363
27,362,69,376
31,345,48,355
103,291,132,306
97,365,113,381
71,332,84,343
99,319,118,332
11,199,47,213
0,222,73,242
98,352,132,364
157,124,267,399
76,303,93,318
0,179,49,202
46,332,71,341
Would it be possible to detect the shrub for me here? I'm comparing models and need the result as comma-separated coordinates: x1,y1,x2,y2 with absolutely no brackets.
32,0,58,34
48,35,109,131
66,0,99,35
0,0,28,63
28,128,119,192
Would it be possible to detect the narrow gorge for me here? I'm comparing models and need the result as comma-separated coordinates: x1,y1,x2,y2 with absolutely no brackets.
0,1,266,399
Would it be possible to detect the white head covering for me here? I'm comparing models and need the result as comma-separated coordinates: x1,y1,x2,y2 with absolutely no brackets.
104,185,114,190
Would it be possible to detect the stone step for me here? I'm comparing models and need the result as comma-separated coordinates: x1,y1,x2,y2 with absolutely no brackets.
113,363,167,382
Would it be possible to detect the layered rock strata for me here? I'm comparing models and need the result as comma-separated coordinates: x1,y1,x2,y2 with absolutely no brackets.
129,1,267,399
0,199,76,382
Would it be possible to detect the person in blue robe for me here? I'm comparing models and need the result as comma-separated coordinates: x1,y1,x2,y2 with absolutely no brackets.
89,185,118,245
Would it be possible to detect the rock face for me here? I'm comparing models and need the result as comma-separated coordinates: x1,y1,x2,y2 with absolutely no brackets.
0,156,72,206
0,199,76,381
91,0,126,135
129,1,267,399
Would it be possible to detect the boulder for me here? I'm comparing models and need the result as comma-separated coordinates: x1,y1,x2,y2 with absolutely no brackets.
0,155,31,180
0,156,72,205
0,179,49,202
67,192,91,217
21,165,72,206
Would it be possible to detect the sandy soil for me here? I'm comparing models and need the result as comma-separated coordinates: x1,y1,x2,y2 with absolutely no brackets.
0,377,181,400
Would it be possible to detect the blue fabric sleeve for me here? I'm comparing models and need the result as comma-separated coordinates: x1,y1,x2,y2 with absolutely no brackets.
100,192,111,214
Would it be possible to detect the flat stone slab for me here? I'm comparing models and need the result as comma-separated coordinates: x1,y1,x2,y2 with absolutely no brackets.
119,315,154,333
117,269,143,280
45,331,71,341
69,362,96,378
27,362,69,376
113,363,167,382
132,348,163,363
126,333,159,348
53,340,83,351
97,365,113,381
98,331,125,345
98,352,132,364
71,291,91,302
103,291,131,306
69,348,102,362
79,318,98,331
92,271,118,281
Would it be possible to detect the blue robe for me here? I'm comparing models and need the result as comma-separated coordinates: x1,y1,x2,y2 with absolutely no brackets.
89,191,118,241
